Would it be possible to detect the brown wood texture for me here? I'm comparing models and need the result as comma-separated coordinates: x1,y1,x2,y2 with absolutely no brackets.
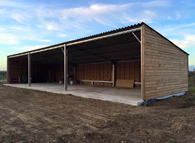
10,59,28,79
116,79,134,88
144,24,188,100
142,25,145,100
76,63,112,86
76,61,140,87
116,61,141,87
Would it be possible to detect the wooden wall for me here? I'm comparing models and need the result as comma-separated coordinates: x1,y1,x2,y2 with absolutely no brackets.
77,63,113,86
9,59,141,87
50,66,73,82
116,61,141,87
10,59,28,79
10,59,53,82
143,24,188,100
76,61,141,87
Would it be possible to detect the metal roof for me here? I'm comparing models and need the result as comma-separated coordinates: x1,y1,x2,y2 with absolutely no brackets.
8,23,142,58
10,27,141,66
8,22,188,66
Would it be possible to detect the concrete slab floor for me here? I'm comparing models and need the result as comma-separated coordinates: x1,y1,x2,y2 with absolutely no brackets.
4,83,143,106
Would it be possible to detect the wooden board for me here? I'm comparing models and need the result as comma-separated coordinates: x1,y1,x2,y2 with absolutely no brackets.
116,79,134,88
116,61,141,88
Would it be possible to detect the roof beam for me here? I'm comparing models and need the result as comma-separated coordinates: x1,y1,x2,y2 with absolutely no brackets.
67,27,141,46
70,56,140,65
132,32,141,43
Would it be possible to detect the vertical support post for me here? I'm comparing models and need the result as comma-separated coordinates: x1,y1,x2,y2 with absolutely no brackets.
141,25,145,100
7,56,10,83
187,55,189,91
141,26,143,100
28,52,31,87
64,44,68,91
112,63,116,87
73,66,76,80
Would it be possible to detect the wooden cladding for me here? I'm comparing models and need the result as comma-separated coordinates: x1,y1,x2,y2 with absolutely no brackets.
143,24,188,100
77,63,113,86
116,61,141,87
9,59,141,87
76,61,141,87
50,66,73,81
9,59,28,79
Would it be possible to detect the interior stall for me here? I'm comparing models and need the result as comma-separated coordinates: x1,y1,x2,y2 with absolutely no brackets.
8,25,141,89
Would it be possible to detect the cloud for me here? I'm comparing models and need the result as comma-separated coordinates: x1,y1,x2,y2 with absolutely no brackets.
11,13,26,24
0,34,19,44
1,0,170,33
35,1,167,30
0,33,51,45
58,3,160,25
143,0,169,7
58,34,67,37
13,45,48,51
0,8,7,15
9,26,29,31
39,39,51,42
0,0,27,8
0,28,5,32
156,23,195,38
0,0,175,46
0,52,9,55
25,37,51,42
60,4,131,17
57,3,133,27
171,35,195,48
120,10,156,24
37,22,60,31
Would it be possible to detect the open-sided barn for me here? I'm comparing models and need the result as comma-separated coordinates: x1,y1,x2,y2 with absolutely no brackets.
6,22,189,105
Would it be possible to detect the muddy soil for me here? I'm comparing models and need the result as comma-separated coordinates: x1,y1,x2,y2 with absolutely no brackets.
0,83,195,143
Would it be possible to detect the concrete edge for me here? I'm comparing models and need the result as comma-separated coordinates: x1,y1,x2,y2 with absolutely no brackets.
3,84,142,106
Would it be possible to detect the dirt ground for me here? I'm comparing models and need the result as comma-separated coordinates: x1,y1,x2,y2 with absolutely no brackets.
1,83,195,143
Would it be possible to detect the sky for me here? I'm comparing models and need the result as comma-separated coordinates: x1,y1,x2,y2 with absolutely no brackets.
0,0,195,70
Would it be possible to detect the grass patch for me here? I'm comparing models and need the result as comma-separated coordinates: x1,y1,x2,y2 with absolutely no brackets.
189,75,195,94
170,140,176,143
181,94,195,107
82,125,89,130
189,76,195,86
189,88,195,93
31,125,36,128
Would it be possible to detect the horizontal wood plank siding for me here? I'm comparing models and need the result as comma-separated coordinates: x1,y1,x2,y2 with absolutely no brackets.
144,24,188,100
